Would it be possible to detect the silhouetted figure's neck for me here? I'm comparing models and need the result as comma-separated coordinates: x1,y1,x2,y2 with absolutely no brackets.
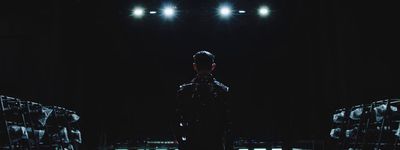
192,73,214,83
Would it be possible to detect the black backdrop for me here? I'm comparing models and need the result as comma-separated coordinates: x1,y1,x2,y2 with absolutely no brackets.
1,0,398,148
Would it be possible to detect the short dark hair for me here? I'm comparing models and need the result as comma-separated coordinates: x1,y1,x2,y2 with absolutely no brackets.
193,51,215,71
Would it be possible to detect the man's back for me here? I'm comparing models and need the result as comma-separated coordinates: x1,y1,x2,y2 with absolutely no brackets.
176,74,232,150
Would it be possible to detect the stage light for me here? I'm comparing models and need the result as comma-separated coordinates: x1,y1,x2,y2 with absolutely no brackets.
218,5,232,18
258,6,270,17
162,5,176,18
149,11,157,14
132,7,145,18
254,148,267,150
238,10,246,14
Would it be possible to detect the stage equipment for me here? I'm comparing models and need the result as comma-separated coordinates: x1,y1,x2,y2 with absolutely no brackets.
0,95,81,150
329,98,400,149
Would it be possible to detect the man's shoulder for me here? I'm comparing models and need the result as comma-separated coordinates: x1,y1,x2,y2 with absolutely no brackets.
213,80,229,93
177,83,195,92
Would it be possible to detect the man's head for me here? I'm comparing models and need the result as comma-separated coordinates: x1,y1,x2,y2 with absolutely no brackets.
193,51,216,74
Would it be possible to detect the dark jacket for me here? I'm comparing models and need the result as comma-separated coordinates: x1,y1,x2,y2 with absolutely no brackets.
175,74,233,150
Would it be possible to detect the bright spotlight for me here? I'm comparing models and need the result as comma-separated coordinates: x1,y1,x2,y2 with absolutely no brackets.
218,5,232,18
162,6,176,18
132,7,145,18
258,6,270,17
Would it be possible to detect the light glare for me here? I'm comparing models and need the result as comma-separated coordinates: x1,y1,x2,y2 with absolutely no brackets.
132,7,144,18
163,6,176,18
219,6,232,18
258,6,270,17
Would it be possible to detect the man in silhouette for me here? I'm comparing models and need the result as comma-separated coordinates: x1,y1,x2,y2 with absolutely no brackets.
175,51,233,150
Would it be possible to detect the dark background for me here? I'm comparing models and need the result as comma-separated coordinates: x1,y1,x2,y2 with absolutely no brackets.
1,0,398,148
